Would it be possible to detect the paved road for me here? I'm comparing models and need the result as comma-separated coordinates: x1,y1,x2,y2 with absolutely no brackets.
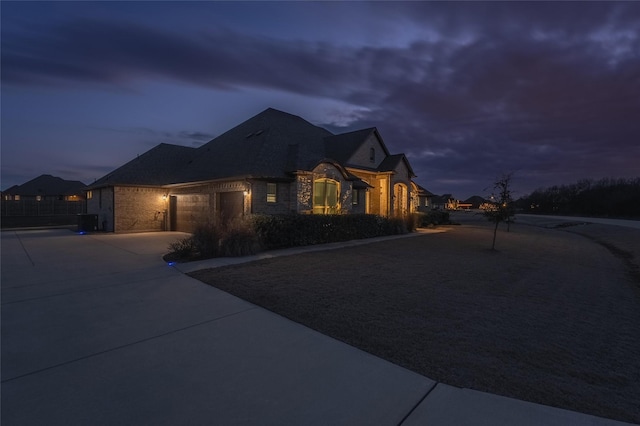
2,229,635,425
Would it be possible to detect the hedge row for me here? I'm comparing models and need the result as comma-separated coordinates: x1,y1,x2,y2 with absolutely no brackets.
166,212,450,261
251,214,409,250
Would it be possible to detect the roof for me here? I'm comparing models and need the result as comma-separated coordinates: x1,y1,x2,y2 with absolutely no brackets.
6,174,87,196
90,144,196,188
182,108,334,182
90,107,418,189
324,128,377,163
377,154,417,177
416,184,435,197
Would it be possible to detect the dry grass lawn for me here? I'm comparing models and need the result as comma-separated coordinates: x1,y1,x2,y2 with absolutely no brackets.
189,214,640,424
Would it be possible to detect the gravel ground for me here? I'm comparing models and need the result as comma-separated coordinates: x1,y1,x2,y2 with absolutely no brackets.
189,214,640,424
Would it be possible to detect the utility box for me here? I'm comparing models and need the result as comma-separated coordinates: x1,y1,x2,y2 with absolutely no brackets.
77,214,98,233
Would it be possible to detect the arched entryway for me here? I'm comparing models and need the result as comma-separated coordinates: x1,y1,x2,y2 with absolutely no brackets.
393,183,408,217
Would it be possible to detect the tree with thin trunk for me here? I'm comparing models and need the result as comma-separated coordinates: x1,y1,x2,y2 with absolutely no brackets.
485,172,515,250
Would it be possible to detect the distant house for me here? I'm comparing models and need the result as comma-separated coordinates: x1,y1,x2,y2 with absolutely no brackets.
3,175,86,201
87,108,424,233
431,194,452,210
416,184,435,212
1,175,87,224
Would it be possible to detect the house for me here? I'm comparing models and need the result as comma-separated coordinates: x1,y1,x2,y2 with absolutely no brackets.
87,108,422,233
3,174,86,201
1,175,87,223
415,184,435,212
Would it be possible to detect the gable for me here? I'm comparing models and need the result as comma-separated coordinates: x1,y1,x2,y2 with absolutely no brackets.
347,131,389,169
324,128,392,170
378,154,416,179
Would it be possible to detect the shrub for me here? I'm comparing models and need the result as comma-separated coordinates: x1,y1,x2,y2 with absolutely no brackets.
167,237,195,259
192,222,224,258
219,218,261,257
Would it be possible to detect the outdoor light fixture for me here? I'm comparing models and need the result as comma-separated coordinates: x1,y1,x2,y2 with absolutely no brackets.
162,194,168,201
243,190,249,196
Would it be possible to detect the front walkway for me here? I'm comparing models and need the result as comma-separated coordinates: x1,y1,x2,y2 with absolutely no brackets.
1,229,635,425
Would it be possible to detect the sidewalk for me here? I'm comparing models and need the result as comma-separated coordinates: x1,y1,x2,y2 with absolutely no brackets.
1,229,636,425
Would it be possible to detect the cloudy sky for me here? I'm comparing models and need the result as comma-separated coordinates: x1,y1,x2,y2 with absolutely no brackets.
2,1,639,199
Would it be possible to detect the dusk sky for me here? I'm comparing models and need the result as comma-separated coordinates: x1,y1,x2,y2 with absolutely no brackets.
2,1,639,199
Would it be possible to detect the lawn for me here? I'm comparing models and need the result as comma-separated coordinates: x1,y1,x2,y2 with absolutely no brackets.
189,216,640,424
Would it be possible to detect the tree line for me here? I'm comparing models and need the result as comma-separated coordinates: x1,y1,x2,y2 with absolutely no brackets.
516,177,640,218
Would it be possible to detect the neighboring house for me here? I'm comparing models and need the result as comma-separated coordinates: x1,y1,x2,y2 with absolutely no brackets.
431,194,452,210
87,108,423,233
416,184,435,212
1,174,87,221
3,175,86,201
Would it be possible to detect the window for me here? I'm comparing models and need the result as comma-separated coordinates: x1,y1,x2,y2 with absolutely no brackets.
352,189,359,205
14,195,20,201
369,147,375,163
424,198,429,207
313,179,339,214
266,183,277,203
87,191,93,200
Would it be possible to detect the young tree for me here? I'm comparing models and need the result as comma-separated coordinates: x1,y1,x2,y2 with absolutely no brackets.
485,172,515,250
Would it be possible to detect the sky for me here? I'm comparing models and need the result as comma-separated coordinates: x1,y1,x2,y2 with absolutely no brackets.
2,1,639,200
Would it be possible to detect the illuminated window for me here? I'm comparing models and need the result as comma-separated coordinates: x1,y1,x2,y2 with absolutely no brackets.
87,191,93,199
266,183,277,203
14,195,20,201
353,189,359,205
313,178,339,214
369,147,375,163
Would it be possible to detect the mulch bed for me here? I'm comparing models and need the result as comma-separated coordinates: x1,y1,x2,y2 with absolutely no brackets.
189,218,640,424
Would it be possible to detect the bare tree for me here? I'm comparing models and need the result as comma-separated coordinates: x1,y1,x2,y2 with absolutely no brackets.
485,172,515,250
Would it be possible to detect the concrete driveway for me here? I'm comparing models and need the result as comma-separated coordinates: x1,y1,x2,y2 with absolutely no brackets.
2,229,635,425
2,229,432,425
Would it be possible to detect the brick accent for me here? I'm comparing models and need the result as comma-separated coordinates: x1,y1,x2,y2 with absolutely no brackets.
113,187,166,232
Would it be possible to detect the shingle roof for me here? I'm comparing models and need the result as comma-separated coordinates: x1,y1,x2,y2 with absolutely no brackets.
377,154,417,177
324,128,376,163
416,184,435,197
7,174,87,196
89,143,195,187
183,108,334,182
90,108,417,189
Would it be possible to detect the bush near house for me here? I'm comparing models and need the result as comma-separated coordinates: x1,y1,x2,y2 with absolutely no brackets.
166,213,416,261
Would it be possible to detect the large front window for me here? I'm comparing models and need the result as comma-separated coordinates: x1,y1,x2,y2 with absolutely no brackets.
313,179,339,214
